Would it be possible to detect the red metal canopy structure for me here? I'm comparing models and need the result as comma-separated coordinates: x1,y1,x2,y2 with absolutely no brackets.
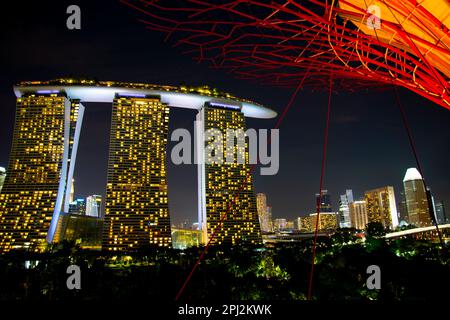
119,0,449,300
121,0,450,109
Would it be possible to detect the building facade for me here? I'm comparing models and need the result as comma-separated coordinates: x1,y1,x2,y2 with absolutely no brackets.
0,167,6,193
102,95,172,251
171,228,202,250
256,193,272,232
398,190,409,224
403,168,432,227
266,206,273,232
273,218,287,231
316,189,333,212
197,104,262,245
69,198,86,215
0,93,84,252
338,189,354,228
299,212,339,232
86,195,102,218
364,186,398,230
349,200,368,230
434,200,447,224
54,212,103,250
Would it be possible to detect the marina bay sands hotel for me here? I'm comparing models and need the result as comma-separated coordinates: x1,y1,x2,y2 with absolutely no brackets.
0,79,276,252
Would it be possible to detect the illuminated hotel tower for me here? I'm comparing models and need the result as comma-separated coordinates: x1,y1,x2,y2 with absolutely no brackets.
196,104,262,245
102,94,172,251
0,93,84,252
3,79,275,252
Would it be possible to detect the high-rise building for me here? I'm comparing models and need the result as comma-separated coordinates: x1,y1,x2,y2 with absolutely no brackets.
69,199,86,215
434,200,447,224
102,95,172,251
0,93,84,252
338,189,353,228
300,212,339,232
256,193,267,230
0,167,6,193
197,104,262,246
398,190,409,224
315,189,332,212
266,205,273,232
349,200,368,230
256,193,272,232
86,195,102,218
403,168,432,227
364,186,399,230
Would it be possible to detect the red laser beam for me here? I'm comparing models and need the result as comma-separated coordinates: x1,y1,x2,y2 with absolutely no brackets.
307,76,333,300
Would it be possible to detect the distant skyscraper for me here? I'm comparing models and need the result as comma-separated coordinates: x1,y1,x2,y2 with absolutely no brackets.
69,199,86,215
338,189,353,228
403,168,432,227
434,200,447,224
0,93,84,252
398,190,409,224
266,205,273,232
316,189,332,212
102,95,172,250
0,167,5,193
256,193,267,230
349,200,368,230
86,195,102,218
256,193,272,232
197,104,262,246
364,186,399,229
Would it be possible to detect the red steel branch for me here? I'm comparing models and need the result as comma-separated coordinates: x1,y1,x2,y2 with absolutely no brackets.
120,0,449,109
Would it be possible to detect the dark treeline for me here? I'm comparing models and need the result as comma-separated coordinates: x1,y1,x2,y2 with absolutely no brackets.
0,227,448,301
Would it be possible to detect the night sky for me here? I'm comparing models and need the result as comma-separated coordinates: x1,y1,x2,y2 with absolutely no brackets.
1,0,449,226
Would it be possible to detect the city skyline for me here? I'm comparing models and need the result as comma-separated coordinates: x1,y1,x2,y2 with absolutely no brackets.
1,90,448,226
0,1,449,227
172,166,448,231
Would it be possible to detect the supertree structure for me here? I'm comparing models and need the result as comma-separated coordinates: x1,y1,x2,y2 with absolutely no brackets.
118,0,449,300
121,0,450,109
